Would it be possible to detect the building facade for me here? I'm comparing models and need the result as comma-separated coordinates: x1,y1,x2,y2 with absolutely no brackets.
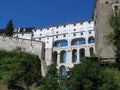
13,20,95,76
32,20,95,76
13,28,34,39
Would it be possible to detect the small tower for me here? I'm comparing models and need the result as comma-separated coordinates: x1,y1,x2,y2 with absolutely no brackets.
93,0,120,60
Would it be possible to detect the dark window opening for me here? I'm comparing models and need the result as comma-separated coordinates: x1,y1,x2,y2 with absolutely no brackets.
74,34,76,36
89,31,91,34
80,48,85,59
116,1,119,3
105,1,108,4
114,6,118,11
81,33,83,35
63,35,65,37
72,50,77,63
52,52,57,64
90,47,94,56
74,29,76,31
88,21,91,23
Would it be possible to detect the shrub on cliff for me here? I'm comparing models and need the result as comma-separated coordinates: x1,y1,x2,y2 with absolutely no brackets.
0,48,42,90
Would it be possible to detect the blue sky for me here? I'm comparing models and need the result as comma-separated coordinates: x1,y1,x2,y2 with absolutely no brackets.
0,0,94,28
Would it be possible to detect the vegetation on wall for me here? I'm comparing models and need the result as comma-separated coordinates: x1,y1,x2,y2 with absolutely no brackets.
0,47,41,90
107,12,120,69
1,48,120,90
108,12,120,57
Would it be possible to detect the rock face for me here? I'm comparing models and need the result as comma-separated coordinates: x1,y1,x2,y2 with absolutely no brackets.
93,0,120,60
0,36,47,76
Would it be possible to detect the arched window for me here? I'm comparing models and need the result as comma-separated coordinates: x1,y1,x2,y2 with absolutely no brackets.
80,48,85,59
88,37,94,44
90,47,94,56
72,49,77,62
54,40,68,47
52,51,57,64
71,38,86,45
59,65,67,76
60,51,67,63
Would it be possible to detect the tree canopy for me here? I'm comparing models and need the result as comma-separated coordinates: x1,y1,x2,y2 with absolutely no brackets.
5,19,14,36
67,58,120,90
0,48,42,90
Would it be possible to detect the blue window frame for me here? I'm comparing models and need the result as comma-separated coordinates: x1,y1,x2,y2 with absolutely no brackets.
61,67,66,76
63,52,66,63
72,38,86,45
54,41,68,47
72,50,77,62
88,37,94,44
60,51,66,63
60,66,67,77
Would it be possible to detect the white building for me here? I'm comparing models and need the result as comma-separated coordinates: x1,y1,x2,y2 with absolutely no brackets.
32,20,95,76
13,28,33,39
13,20,95,76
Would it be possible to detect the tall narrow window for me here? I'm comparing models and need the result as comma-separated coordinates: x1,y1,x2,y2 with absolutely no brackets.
59,66,66,77
72,49,77,62
60,51,67,63
90,47,94,56
80,48,85,59
52,51,57,64
114,6,118,11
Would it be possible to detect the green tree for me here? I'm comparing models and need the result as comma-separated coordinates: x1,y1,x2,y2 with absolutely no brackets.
107,12,120,69
40,64,62,90
99,68,120,90
67,58,120,90
0,48,42,90
5,19,14,36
